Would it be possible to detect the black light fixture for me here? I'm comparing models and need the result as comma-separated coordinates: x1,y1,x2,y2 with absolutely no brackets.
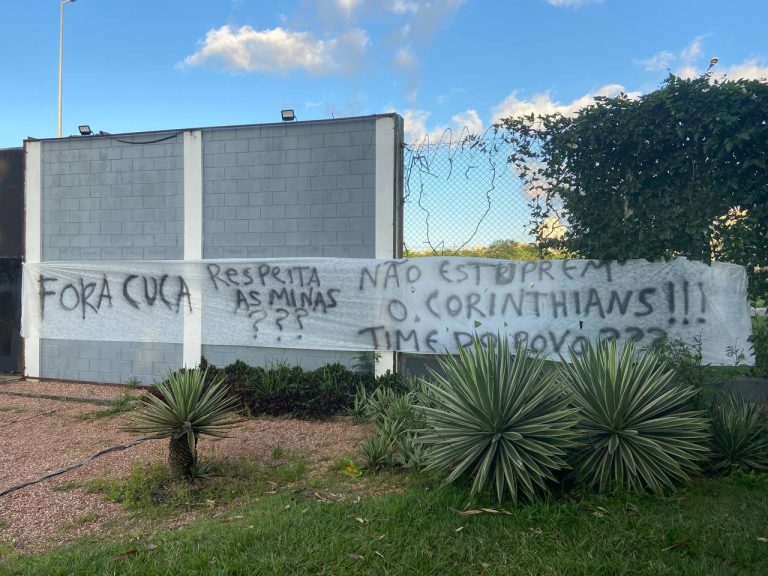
281,109,296,122
78,124,93,136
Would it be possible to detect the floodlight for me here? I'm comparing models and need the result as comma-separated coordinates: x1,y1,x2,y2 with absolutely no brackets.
281,109,296,122
78,125,93,136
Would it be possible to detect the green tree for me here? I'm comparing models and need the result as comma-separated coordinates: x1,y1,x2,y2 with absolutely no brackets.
500,74,768,301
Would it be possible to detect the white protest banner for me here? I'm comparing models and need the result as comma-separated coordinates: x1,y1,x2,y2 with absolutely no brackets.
21,257,753,365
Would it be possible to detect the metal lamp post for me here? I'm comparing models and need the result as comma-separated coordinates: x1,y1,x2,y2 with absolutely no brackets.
57,0,78,138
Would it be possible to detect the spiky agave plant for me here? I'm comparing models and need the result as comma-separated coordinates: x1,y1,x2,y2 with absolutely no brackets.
417,335,579,503
708,391,768,472
125,368,242,479
561,340,710,493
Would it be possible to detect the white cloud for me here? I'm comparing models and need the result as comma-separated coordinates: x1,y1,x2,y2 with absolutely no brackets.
393,0,465,42
680,36,704,62
391,0,419,14
640,37,768,82
401,108,431,143
400,107,483,144
491,83,639,121
180,25,369,74
676,65,700,80
640,50,675,72
640,36,707,74
395,47,418,69
718,58,768,81
336,0,363,14
547,0,604,7
451,109,484,136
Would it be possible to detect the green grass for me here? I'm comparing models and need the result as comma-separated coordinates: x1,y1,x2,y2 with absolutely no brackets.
75,392,140,421
82,456,308,517
0,406,26,414
58,512,101,534
50,481,78,493
2,470,767,575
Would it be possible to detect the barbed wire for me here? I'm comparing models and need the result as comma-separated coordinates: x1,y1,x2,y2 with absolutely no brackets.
402,126,553,257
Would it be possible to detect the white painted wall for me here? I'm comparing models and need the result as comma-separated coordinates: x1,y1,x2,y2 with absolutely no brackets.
23,141,42,378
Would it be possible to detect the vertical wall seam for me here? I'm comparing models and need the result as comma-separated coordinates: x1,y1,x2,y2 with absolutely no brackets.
375,117,396,260
183,130,203,368
23,141,42,378
374,116,397,375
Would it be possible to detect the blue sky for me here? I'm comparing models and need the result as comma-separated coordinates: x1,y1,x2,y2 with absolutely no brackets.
1,0,766,148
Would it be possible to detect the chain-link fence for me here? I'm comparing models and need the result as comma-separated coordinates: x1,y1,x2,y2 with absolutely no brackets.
402,130,545,259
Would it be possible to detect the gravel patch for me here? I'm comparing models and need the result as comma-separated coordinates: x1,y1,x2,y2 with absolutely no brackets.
0,378,136,402
0,381,369,554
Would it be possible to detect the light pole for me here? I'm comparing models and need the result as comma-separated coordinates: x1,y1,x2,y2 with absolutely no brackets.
57,0,78,138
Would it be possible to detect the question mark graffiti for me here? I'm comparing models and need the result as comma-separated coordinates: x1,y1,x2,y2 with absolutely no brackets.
248,308,268,339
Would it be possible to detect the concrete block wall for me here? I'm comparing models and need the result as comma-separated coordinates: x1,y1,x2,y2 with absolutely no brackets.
41,340,182,384
37,133,184,384
202,119,375,259
27,115,399,384
41,135,183,261
200,118,377,371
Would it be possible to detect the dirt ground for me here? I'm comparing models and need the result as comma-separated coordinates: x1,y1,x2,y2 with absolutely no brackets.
0,379,369,554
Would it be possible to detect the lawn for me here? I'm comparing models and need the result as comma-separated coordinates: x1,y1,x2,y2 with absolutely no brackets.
2,467,766,575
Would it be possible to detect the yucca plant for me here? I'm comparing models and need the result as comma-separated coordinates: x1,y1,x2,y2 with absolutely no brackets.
360,433,394,470
125,368,242,479
708,391,768,472
417,335,579,503
561,340,710,493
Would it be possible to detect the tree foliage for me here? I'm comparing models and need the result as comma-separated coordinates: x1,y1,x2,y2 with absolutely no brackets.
405,239,541,260
499,74,768,301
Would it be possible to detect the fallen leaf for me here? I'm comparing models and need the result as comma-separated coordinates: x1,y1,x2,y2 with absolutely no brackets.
481,508,513,515
457,508,513,516
349,554,364,561
355,517,366,523
374,551,384,559
455,526,464,532
757,537,768,543
662,540,688,552
111,549,138,560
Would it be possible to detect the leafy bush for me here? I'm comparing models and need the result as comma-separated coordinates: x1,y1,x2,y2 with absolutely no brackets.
646,334,706,388
356,384,426,471
197,358,407,420
502,74,768,302
360,434,395,470
561,340,710,493
418,336,579,503
749,315,768,378
707,391,768,472
373,369,411,394
126,368,242,479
